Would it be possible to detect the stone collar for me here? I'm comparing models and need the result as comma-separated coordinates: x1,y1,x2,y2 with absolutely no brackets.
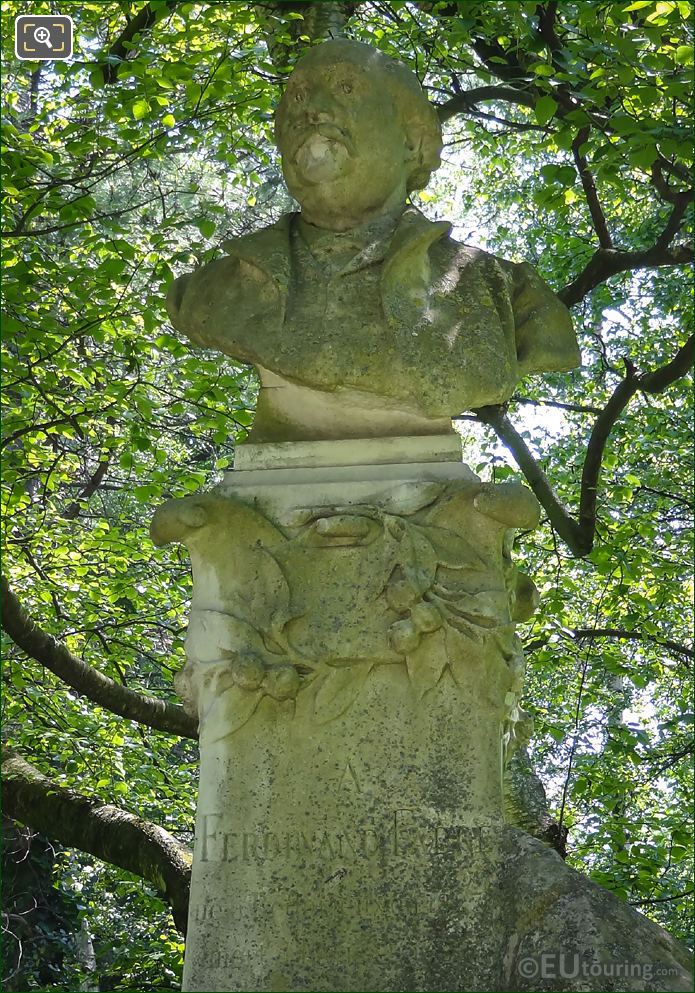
221,207,452,297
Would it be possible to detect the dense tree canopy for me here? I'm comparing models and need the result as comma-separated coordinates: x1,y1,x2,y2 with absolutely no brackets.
2,1,692,989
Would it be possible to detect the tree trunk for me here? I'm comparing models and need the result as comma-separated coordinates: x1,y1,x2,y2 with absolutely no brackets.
2,750,192,933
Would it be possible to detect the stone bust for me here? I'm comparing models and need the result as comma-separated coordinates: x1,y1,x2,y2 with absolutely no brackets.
166,39,581,442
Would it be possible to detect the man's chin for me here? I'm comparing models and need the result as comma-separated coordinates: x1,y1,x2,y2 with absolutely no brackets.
285,161,349,194
295,165,347,187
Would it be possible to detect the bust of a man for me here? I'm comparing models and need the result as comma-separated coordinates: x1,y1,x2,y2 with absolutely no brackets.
166,40,580,442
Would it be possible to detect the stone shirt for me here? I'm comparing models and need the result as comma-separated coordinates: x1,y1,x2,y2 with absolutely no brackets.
280,214,399,393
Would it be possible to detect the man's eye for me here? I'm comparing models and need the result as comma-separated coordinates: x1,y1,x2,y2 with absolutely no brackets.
340,81,353,94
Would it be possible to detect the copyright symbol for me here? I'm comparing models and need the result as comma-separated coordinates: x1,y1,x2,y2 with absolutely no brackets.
518,956,539,979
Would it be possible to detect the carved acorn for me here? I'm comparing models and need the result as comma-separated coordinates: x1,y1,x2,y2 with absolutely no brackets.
389,618,421,655
410,601,442,633
231,653,266,692
263,664,301,700
386,576,424,612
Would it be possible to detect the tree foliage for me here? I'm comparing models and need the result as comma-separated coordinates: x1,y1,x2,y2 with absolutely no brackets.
2,1,692,988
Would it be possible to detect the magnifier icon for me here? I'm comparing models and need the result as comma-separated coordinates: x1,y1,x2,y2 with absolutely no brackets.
33,26,51,45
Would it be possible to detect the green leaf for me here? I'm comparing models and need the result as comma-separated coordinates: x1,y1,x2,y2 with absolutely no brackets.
132,99,150,120
535,94,559,126
674,45,694,65
195,218,216,238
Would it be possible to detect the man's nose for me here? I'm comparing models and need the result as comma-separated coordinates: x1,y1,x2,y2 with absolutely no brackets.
303,87,337,122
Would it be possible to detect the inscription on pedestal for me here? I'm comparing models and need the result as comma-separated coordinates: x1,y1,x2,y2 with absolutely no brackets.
199,809,489,863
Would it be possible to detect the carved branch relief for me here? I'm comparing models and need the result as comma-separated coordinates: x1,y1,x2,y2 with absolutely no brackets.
152,478,540,748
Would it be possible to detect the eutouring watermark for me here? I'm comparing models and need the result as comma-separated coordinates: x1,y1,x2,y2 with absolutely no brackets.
517,953,681,983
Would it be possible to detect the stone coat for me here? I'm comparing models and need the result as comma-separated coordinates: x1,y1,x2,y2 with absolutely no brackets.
167,208,580,419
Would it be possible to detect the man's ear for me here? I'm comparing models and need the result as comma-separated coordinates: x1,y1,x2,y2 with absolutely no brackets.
404,134,422,168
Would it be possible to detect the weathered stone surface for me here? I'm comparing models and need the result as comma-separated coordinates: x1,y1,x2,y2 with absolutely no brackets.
166,41,580,442
233,434,464,471
152,456,691,992
152,458,529,991
151,460,534,746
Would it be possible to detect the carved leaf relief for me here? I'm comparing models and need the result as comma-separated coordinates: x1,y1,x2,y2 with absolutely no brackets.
312,661,374,725
185,609,267,663
377,480,444,516
412,523,488,570
405,628,449,701
203,685,264,744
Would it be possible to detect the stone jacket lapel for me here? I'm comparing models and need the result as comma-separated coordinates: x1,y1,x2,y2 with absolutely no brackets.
220,208,453,322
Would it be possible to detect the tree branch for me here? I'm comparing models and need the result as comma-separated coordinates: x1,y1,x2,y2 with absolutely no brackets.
469,35,534,88
29,66,42,118
571,628,693,661
640,335,695,393
630,889,694,907
475,336,693,556
511,395,603,415
572,127,613,249
654,192,692,252
526,627,693,662
100,1,180,84
559,242,693,307
2,195,166,238
578,361,639,540
536,1,563,58
651,160,691,204
1,577,198,740
2,749,191,932
437,85,535,123
579,337,693,538
62,452,112,521
474,404,591,556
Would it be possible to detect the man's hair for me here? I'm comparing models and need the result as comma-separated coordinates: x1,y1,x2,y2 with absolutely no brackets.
278,39,443,192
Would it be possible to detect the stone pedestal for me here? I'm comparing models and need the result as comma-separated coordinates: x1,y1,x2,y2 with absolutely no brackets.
186,681,505,992
151,438,692,993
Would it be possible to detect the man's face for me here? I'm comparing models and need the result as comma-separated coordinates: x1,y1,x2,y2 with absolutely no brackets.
276,53,412,228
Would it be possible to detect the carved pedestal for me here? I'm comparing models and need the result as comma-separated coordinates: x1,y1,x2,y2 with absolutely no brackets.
152,439,691,993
